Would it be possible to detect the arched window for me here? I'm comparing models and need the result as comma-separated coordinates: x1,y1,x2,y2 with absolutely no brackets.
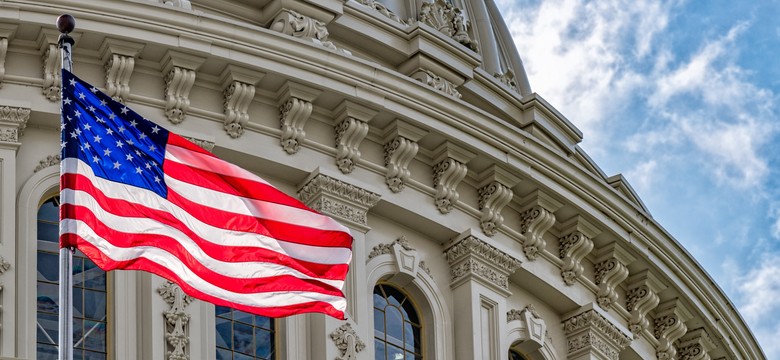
215,306,275,360
36,197,108,359
373,283,422,360
509,349,528,360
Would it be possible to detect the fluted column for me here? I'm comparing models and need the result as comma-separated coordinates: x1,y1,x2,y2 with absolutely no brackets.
518,190,562,260
445,229,521,360
476,166,521,236
558,216,598,286
593,242,634,310
431,141,475,214
562,303,632,360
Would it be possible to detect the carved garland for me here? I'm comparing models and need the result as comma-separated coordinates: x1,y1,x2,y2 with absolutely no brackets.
158,281,194,360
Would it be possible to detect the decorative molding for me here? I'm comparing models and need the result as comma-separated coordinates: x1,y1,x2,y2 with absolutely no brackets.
269,9,351,54
154,0,192,9
158,281,194,360
278,81,321,154
476,166,520,236
298,170,380,230
677,328,715,360
507,304,541,322
0,25,15,89
410,68,461,98
221,65,263,138
333,100,376,173
653,299,693,360
494,70,518,92
507,304,547,352
355,0,408,25
41,43,60,101
558,216,598,285
431,141,475,214
368,236,413,260
330,323,366,360
418,0,477,52
625,270,664,337
182,137,215,152
444,232,521,294
162,51,205,124
382,120,427,193
34,154,61,173
594,243,634,310
100,38,144,103
368,236,430,282
0,105,31,143
562,305,631,360
518,190,562,259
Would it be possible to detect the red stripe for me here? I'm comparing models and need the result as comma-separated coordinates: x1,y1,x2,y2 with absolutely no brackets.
62,203,348,283
65,234,346,320
167,132,213,156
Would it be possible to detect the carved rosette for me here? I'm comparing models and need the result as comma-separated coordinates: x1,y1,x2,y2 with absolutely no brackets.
42,43,61,101
0,105,31,143
432,158,467,213
411,69,461,98
164,66,197,124
653,300,692,360
269,9,350,54
478,181,512,236
445,234,521,294
562,307,631,360
277,97,311,154
558,231,594,285
519,206,555,260
356,0,408,24
383,136,418,192
158,281,194,360
298,171,380,230
330,323,366,360
222,81,255,138
418,0,477,52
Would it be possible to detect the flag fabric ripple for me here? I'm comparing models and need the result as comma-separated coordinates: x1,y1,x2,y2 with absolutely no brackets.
59,69,352,319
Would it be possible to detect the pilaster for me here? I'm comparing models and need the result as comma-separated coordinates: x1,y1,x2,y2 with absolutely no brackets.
558,215,598,286
625,270,664,337
653,299,693,360
276,81,321,154
382,119,428,193
333,100,376,174
445,229,521,360
594,242,634,310
99,38,144,103
562,303,632,360
518,190,562,259
431,141,475,214
161,51,205,124
220,65,263,138
476,165,520,236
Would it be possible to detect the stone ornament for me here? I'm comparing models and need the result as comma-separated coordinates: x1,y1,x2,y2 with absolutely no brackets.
298,171,380,230
653,300,692,360
162,51,204,124
418,0,478,52
518,191,562,260
677,328,715,360
382,120,427,193
411,69,461,98
562,306,631,360
333,100,376,174
0,25,14,89
494,70,518,92
355,0,408,25
34,154,61,173
431,141,475,214
41,41,61,101
153,0,192,9
0,105,31,143
558,216,598,286
507,305,547,351
221,65,263,138
478,181,512,236
625,270,663,337
593,243,634,310
270,9,351,54
368,236,431,280
182,137,215,153
277,81,320,154
100,38,144,103
330,323,366,360
445,233,521,293
158,281,194,360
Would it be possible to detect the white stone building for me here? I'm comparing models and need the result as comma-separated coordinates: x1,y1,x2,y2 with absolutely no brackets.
0,0,765,359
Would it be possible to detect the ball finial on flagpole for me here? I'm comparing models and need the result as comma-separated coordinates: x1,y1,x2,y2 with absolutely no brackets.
57,14,76,34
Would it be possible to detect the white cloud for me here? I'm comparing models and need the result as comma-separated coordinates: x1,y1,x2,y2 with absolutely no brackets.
770,205,780,240
735,255,780,358
624,159,657,195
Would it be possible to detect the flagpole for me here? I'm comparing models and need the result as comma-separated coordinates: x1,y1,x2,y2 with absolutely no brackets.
57,13,76,360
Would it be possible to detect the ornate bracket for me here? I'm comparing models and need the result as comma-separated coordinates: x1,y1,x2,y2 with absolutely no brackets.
625,270,664,337
431,141,475,214
594,243,634,310
37,29,64,101
100,38,144,103
162,51,205,124
558,216,598,285
298,169,380,231
418,0,477,52
330,322,366,360
277,81,321,154
0,24,15,90
653,299,693,360
562,304,632,360
220,65,263,138
158,281,194,360
382,120,427,193
518,190,561,259
182,136,215,153
333,100,376,173
677,328,715,360
269,9,351,54
411,68,461,98
445,230,521,295
0,105,31,144
476,166,520,236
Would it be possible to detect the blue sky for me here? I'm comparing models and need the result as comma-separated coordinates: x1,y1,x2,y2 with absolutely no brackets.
496,0,780,357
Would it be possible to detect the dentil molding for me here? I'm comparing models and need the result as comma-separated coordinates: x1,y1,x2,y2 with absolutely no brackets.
158,281,194,360
330,322,366,360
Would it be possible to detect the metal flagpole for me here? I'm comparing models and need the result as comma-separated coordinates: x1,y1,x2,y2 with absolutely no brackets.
57,13,76,360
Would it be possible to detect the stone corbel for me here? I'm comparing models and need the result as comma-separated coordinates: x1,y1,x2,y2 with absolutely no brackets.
444,229,521,296
625,270,664,337
298,168,381,232
330,322,366,360
161,51,205,124
593,243,634,310
0,24,16,89
677,328,715,360
507,305,547,353
653,299,693,360
562,303,632,360
0,105,31,146
476,166,520,236
333,100,376,173
220,65,263,138
158,281,194,360
518,190,562,260
99,38,144,103
431,141,475,214
269,8,351,55
368,236,430,284
277,81,321,154
418,0,478,52
382,120,428,193
558,216,598,286
38,29,63,102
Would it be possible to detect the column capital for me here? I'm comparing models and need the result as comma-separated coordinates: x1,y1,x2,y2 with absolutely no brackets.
562,303,632,360
298,168,380,232
444,229,521,296
0,105,30,149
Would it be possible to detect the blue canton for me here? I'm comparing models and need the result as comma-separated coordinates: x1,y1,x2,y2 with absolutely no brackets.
61,70,170,197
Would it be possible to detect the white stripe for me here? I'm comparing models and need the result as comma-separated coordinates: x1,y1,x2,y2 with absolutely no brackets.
61,220,347,311
61,158,352,265
166,143,271,186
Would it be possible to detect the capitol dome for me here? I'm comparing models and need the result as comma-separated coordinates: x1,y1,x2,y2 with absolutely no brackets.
0,0,764,359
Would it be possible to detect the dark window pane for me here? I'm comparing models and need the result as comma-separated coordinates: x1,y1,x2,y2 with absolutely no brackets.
83,290,107,320
255,328,273,359
385,307,404,346
83,260,106,290
216,306,232,318
412,325,421,352
387,344,404,360
373,292,387,308
215,316,232,349
233,310,252,325
37,252,59,282
37,222,59,242
73,287,84,319
36,282,59,313
37,199,59,222
216,347,232,360
374,307,386,338
73,319,84,349
403,302,419,325
84,350,107,360
37,313,59,345
233,321,254,355
72,257,84,285
375,339,386,360
235,353,253,360
83,321,107,352
404,322,414,350
255,315,271,330
37,342,59,360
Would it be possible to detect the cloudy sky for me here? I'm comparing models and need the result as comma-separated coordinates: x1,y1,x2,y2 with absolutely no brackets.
496,0,780,357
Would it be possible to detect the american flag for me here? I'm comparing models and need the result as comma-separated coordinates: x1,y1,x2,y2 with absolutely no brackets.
59,69,352,319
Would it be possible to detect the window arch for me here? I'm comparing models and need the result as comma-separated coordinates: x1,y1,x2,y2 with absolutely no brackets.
36,197,109,359
373,283,422,360
215,306,275,360
509,349,528,360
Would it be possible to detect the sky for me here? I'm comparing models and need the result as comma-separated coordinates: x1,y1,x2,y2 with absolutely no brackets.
496,0,780,357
